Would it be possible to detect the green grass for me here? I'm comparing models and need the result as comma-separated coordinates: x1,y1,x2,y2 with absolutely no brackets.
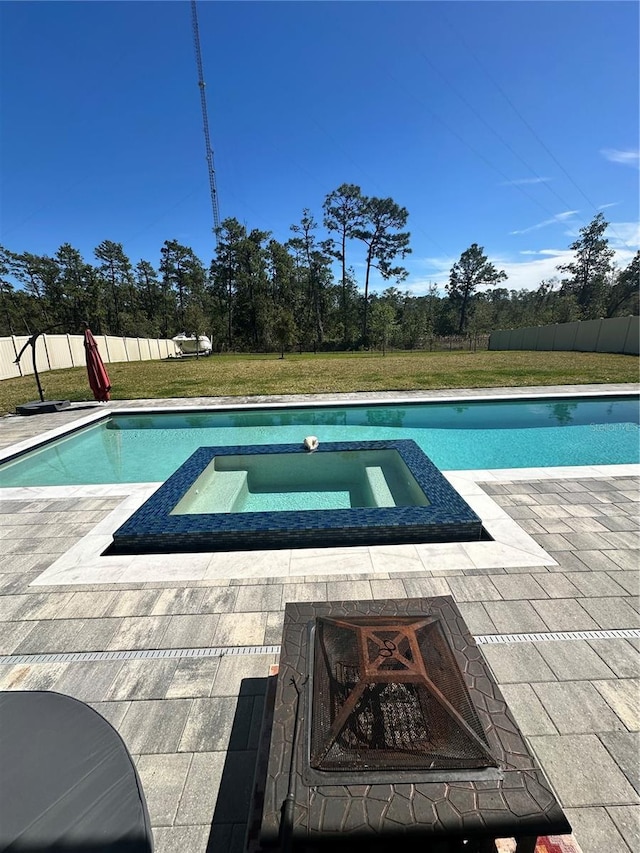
0,350,638,416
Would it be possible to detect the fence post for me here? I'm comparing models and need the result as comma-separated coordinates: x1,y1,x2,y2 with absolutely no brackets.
11,336,23,376
569,321,579,351
42,334,53,371
593,319,604,353
623,316,638,355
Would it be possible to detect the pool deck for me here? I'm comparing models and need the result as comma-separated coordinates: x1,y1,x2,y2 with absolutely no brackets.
0,383,638,853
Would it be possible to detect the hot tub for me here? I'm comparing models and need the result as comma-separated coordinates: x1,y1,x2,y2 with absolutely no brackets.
110,440,484,553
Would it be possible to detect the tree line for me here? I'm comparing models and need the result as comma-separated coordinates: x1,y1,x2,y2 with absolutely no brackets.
0,183,637,354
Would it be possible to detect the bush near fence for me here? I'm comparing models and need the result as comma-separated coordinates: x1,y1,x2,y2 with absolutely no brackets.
0,334,178,381
489,316,639,355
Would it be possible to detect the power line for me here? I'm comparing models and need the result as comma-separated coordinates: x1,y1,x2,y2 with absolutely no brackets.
410,43,592,230
385,68,566,223
306,117,454,261
436,7,637,251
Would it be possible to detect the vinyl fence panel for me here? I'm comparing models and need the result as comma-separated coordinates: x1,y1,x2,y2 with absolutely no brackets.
138,338,152,360
553,322,580,351
103,336,127,363
536,324,556,350
11,335,49,375
123,337,140,361
623,316,640,355
488,330,509,350
574,319,602,352
521,326,539,350
68,335,86,366
43,335,74,371
0,338,22,379
0,334,176,380
596,316,633,354
509,328,525,349
488,317,639,354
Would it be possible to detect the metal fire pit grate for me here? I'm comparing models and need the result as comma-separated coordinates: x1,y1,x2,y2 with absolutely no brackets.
310,615,497,772
257,598,572,852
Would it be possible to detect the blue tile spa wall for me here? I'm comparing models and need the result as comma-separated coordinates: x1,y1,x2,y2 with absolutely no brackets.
110,440,484,554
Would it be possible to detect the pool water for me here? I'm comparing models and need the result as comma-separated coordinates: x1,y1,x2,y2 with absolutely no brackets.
170,449,429,514
1,396,638,487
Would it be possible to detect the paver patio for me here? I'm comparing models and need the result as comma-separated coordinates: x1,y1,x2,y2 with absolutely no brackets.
0,384,638,853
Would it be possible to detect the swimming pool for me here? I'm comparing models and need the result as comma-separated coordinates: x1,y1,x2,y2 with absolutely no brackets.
0,395,638,487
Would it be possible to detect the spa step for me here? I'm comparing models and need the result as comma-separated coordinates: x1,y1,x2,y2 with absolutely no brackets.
365,466,395,507
217,470,250,512
175,469,248,514
240,490,352,512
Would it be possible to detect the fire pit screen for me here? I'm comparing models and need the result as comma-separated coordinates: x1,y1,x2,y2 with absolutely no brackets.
255,597,572,852
310,615,497,772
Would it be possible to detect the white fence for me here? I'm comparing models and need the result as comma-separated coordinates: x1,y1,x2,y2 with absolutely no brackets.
489,316,639,355
0,334,179,381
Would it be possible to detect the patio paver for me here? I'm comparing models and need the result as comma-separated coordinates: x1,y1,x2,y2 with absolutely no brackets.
0,386,638,853
529,734,639,807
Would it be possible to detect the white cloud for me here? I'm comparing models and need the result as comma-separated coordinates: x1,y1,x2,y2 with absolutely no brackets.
392,277,446,297
375,255,453,297
492,227,638,291
501,177,551,186
418,255,456,275
495,252,574,291
510,210,579,236
601,149,640,169
608,221,640,246
598,202,619,210
561,220,640,247
397,222,639,296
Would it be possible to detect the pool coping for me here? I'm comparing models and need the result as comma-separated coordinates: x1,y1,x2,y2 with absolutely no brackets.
0,383,637,466
1,384,637,585
18,460,640,587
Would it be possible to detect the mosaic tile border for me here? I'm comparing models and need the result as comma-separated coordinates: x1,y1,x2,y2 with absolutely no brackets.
111,440,483,554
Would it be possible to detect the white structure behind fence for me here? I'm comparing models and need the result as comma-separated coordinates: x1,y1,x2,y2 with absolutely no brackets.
0,334,178,381
489,316,639,355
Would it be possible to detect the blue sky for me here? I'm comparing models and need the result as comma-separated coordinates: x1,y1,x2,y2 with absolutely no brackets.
1,1,638,296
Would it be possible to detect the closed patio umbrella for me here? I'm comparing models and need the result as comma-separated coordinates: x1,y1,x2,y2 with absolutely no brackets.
83,327,111,402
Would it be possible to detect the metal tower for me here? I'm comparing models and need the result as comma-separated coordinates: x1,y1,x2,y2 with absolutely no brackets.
191,0,221,243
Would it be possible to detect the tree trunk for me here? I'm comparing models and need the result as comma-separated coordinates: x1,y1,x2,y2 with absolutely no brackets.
363,249,373,345
341,230,347,346
458,286,470,334
227,272,233,350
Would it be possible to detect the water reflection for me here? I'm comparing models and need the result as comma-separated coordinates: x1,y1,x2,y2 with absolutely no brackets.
548,402,578,426
366,408,406,428
106,397,638,433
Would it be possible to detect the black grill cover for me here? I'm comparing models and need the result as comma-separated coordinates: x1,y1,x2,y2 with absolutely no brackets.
0,691,153,852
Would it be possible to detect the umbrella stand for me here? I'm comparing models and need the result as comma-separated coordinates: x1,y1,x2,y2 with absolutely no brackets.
14,326,71,416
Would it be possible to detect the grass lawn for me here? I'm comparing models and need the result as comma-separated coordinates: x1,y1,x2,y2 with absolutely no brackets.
0,350,638,416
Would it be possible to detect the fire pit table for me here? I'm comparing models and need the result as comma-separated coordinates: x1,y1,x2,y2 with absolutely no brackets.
254,596,571,853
